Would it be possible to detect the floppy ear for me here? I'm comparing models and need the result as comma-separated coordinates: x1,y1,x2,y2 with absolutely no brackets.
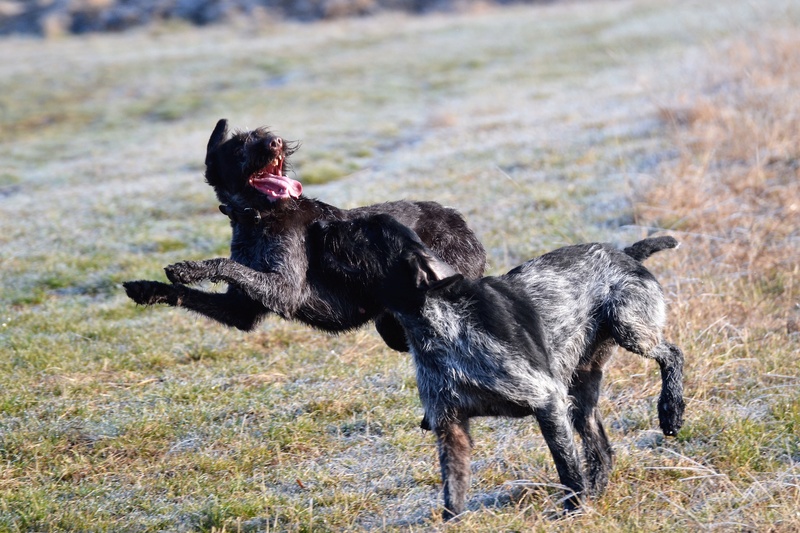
206,119,229,162
409,249,463,292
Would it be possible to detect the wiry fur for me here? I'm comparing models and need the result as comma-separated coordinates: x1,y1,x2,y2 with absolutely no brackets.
314,214,685,519
123,119,486,352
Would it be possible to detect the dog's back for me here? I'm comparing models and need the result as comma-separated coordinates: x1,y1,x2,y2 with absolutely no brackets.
347,200,485,279
422,240,673,383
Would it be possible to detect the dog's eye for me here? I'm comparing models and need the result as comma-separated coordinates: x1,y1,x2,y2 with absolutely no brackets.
234,148,246,163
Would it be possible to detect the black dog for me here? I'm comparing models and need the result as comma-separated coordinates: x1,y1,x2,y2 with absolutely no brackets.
123,119,486,352
312,214,685,519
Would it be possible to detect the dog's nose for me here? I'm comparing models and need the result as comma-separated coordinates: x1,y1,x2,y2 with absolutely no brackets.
270,137,283,151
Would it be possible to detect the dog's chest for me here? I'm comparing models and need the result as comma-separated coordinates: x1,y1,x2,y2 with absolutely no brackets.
405,298,559,416
408,304,510,388
230,226,297,272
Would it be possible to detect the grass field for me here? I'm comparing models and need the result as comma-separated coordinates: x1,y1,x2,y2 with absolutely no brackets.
1,0,799,530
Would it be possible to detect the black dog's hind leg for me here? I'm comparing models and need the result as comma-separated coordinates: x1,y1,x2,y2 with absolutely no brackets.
123,281,267,331
374,312,410,352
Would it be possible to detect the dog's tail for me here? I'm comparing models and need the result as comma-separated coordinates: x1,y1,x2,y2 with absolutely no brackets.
623,236,679,262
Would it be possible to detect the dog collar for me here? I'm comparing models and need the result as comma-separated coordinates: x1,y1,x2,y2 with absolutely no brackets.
219,204,265,226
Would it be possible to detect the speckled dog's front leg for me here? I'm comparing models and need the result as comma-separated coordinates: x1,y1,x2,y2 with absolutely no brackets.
435,418,472,521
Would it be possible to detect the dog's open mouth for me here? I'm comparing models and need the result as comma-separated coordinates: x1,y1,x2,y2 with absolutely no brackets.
248,156,303,201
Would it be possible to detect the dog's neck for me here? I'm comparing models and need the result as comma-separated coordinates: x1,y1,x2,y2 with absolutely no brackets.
218,197,303,225
219,203,268,225
219,197,344,227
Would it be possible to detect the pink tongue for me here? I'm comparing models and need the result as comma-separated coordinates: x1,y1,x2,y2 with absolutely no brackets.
250,174,303,201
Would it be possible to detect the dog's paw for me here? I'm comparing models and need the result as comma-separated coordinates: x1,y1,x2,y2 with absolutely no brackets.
419,415,432,432
165,261,212,285
658,395,685,437
123,280,175,305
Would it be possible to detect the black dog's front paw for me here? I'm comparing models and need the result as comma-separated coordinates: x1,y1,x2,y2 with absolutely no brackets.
165,261,213,285
123,280,176,306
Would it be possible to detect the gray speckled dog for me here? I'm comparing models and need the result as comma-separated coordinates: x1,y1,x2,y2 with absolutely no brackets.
312,214,685,519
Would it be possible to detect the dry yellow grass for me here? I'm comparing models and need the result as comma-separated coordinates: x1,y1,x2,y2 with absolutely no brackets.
620,32,800,531
642,32,799,341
